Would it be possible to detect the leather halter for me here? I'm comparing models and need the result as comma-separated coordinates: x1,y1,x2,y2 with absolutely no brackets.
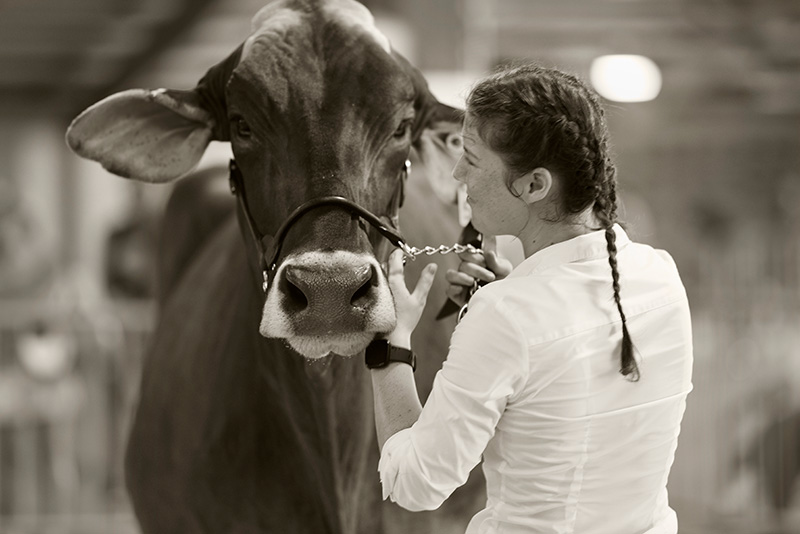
229,159,410,293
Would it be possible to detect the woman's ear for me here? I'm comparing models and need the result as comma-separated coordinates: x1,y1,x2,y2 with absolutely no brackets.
512,167,554,205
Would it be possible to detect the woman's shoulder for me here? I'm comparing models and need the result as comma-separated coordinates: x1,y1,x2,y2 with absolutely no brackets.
467,275,538,313
471,269,565,309
622,241,688,293
456,279,537,337
463,276,559,335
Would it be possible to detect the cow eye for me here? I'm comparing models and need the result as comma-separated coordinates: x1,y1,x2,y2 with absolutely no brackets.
233,117,252,138
393,120,412,139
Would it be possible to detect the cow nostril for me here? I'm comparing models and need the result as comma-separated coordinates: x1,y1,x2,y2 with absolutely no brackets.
351,264,378,307
285,280,309,309
282,267,309,312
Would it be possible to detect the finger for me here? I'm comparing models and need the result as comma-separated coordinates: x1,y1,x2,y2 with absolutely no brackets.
456,250,486,267
387,249,408,294
445,268,475,287
387,249,404,277
458,261,496,283
411,263,437,303
485,251,513,278
445,284,468,307
482,234,497,254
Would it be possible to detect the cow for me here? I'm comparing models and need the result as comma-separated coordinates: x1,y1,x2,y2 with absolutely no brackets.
65,1,485,533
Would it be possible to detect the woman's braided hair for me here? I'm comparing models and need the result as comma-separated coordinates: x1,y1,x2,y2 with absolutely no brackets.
467,63,639,381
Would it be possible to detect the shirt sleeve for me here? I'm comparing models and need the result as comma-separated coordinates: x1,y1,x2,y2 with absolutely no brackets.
378,287,529,511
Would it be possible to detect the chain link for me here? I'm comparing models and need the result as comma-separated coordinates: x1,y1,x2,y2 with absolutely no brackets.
398,242,483,259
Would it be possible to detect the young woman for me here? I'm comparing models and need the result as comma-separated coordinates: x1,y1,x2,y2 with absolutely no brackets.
368,64,693,534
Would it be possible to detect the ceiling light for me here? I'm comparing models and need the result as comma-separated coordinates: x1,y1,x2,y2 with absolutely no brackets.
590,54,662,102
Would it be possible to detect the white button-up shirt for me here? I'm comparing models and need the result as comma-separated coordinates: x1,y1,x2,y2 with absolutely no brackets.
379,225,693,534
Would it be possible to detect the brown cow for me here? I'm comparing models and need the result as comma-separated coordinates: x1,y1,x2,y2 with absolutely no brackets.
66,1,484,532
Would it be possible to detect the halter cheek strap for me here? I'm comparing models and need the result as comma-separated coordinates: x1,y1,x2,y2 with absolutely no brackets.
229,159,410,293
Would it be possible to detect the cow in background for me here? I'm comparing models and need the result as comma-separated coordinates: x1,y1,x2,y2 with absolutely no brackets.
66,0,483,533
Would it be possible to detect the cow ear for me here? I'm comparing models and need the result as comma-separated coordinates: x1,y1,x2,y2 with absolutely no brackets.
411,102,464,205
66,88,215,183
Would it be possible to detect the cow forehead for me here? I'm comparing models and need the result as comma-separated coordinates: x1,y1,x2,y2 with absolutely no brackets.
242,0,391,62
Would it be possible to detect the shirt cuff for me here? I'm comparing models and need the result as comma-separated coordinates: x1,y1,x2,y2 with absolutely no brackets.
378,427,413,502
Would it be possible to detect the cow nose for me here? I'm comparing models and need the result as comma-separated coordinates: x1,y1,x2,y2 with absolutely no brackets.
281,262,379,319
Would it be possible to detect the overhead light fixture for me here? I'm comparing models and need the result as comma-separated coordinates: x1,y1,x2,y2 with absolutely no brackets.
590,54,662,102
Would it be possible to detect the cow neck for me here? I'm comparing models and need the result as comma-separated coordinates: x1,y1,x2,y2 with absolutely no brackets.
229,159,409,294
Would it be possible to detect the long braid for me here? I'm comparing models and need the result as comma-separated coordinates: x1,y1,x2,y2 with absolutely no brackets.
581,87,641,381
594,171,639,381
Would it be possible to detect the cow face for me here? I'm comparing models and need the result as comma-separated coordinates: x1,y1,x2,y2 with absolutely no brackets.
66,0,463,359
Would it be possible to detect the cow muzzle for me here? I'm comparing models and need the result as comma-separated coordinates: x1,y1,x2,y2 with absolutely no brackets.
259,251,396,358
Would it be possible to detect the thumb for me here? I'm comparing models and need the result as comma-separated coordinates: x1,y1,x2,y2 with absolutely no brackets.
485,250,513,278
482,234,497,254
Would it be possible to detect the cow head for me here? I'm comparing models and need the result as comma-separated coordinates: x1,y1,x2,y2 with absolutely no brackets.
66,0,463,359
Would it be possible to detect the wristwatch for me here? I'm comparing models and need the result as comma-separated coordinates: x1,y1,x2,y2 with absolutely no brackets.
365,339,416,371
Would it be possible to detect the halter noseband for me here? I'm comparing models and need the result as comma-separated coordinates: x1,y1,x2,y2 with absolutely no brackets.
229,159,410,293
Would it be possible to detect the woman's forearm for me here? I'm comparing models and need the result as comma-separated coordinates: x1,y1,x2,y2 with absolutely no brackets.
370,334,423,449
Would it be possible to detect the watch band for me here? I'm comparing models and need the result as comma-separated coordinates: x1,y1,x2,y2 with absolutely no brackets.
365,339,416,371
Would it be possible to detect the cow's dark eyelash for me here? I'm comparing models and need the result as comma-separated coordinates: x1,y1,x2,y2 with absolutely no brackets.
229,114,253,139
393,119,413,139
236,119,252,138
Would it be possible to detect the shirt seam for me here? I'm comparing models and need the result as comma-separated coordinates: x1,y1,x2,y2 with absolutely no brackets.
564,420,592,533
524,293,688,347
492,295,532,402
650,399,686,530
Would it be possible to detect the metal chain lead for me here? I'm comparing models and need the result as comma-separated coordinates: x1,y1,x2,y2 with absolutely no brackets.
398,242,483,260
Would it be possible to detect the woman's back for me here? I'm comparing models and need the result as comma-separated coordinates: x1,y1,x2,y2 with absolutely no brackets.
469,226,692,534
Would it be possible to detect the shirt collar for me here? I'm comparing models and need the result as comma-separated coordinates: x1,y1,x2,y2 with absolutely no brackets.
507,224,631,278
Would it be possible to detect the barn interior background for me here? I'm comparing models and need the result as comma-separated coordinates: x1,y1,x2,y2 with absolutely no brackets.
0,0,798,533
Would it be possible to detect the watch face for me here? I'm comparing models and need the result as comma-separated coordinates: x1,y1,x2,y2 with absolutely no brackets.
365,339,389,368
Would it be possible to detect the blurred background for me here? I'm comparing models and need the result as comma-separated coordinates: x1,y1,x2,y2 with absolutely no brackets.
1,0,799,533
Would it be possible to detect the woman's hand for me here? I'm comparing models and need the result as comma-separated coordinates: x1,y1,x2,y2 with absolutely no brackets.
445,236,512,307
385,249,438,348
